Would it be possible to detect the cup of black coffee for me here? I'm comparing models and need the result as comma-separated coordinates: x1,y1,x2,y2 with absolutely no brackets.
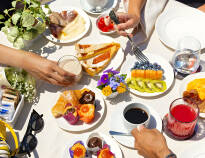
123,103,150,132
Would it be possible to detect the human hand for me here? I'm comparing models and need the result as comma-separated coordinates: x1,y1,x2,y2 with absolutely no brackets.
23,54,75,86
131,126,171,158
116,12,140,37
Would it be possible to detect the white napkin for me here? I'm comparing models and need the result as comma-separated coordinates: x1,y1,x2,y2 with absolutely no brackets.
123,0,168,45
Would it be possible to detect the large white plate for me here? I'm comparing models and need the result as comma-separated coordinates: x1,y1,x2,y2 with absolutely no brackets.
62,133,122,158
156,7,205,50
121,54,174,97
43,6,90,44
110,101,162,149
178,141,205,158
54,85,105,132
77,36,124,76
80,0,118,15
179,72,205,118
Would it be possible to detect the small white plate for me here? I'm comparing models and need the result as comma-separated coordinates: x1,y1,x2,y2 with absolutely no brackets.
62,133,122,158
156,7,205,50
120,54,174,97
179,72,205,118
80,0,118,15
43,6,90,44
110,101,162,148
178,141,205,158
54,85,105,132
77,36,124,76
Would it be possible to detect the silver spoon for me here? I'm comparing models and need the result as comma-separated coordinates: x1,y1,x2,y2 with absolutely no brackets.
109,130,132,136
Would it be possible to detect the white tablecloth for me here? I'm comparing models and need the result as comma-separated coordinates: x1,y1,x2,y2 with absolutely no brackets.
1,0,205,157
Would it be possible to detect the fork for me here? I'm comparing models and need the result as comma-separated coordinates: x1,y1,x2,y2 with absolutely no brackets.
109,10,149,62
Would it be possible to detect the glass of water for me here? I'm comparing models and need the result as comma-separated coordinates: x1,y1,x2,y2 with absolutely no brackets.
172,36,201,75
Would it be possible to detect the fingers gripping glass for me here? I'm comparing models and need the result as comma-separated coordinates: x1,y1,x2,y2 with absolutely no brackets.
18,110,44,157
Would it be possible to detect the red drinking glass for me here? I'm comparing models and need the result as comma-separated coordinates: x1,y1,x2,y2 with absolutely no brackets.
167,98,199,139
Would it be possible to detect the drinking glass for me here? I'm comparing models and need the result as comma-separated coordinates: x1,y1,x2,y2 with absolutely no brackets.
172,36,201,75
58,55,82,83
167,98,199,139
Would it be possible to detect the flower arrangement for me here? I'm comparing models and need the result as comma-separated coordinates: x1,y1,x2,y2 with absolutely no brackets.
97,68,127,98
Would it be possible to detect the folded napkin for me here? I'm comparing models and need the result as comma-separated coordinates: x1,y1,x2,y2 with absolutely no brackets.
123,0,168,45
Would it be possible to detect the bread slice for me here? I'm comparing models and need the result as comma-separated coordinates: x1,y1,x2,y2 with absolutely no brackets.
75,42,119,60
81,44,120,76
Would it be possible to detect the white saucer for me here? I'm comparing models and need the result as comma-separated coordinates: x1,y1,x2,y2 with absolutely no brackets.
110,101,162,148
62,133,122,158
80,0,118,15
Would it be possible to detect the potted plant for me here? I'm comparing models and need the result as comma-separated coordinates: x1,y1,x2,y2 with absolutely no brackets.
97,68,127,98
0,0,50,49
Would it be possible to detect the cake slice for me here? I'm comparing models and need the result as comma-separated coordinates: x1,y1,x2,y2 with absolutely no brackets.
75,42,119,60
81,44,120,76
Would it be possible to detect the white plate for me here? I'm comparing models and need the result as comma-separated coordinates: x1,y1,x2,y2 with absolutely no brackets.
178,141,205,158
62,133,122,158
54,85,105,132
43,6,90,44
80,0,118,15
77,36,124,76
179,72,205,118
120,54,174,97
156,7,205,50
110,101,162,148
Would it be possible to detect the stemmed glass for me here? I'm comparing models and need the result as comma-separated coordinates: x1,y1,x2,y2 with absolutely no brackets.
172,36,201,76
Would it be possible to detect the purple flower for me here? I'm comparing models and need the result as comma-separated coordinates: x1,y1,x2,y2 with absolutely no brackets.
110,81,119,91
97,80,103,86
110,76,116,82
100,74,109,84
103,68,119,75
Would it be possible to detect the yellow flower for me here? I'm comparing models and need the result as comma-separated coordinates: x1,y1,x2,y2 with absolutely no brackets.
117,83,127,93
102,86,112,96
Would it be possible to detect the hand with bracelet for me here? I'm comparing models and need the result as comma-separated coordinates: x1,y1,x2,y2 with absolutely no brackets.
131,125,177,158
116,0,146,37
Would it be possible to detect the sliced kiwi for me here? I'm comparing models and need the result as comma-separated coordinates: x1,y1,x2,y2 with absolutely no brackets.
143,79,155,93
133,78,145,92
151,80,167,92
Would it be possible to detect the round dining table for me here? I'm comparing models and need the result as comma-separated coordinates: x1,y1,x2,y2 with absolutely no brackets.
1,0,205,157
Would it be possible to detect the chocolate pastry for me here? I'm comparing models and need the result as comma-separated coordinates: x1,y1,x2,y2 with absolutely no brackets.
79,91,95,104
88,137,102,149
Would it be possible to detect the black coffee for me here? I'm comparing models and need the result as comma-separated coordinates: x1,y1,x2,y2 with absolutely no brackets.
124,108,148,124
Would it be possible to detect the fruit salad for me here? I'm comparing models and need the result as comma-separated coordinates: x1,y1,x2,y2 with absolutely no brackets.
126,61,167,93
97,16,115,32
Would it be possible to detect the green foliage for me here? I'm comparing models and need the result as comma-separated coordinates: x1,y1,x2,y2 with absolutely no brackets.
0,0,50,49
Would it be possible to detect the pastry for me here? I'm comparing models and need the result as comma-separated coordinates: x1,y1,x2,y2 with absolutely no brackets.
79,90,95,104
69,141,87,158
78,104,95,123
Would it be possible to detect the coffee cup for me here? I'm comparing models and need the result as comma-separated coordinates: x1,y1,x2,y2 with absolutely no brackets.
86,0,108,9
122,103,150,132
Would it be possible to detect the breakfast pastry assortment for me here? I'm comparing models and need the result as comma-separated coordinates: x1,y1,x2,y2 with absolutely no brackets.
51,88,96,125
75,42,120,76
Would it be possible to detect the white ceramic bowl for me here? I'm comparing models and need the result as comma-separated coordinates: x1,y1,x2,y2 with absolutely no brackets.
96,13,116,34
122,103,150,132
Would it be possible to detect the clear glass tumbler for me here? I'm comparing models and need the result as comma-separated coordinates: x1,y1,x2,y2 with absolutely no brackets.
172,36,201,75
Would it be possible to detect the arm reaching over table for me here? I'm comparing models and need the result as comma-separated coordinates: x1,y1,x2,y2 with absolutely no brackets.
0,44,75,86
116,0,146,37
132,126,176,158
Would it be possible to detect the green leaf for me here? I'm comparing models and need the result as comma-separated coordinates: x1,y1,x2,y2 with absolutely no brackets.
23,30,36,40
120,74,127,80
9,27,19,37
13,36,24,49
22,12,35,27
33,21,46,34
3,9,9,15
4,20,12,27
12,1,17,8
1,26,8,34
97,85,105,90
0,14,5,20
12,12,21,25
26,0,31,5
7,34,16,43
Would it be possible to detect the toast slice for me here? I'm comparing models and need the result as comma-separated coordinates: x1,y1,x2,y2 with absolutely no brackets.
81,44,120,76
75,42,119,60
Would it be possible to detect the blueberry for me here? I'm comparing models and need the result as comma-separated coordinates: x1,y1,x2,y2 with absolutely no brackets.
157,65,161,69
